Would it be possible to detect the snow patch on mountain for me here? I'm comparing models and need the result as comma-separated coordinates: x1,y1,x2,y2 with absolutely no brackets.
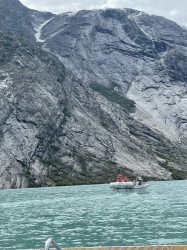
34,17,54,42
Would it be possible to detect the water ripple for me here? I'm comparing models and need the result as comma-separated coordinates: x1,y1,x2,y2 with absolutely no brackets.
0,181,187,249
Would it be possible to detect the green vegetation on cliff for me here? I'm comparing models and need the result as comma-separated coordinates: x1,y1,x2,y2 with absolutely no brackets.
90,83,136,113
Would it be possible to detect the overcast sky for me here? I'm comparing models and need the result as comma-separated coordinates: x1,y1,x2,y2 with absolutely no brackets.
20,0,187,27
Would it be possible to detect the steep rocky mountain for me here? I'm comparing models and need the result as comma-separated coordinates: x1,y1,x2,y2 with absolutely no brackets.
0,1,187,189
0,0,54,42
39,9,187,145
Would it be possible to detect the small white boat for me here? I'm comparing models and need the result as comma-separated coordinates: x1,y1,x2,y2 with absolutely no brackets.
109,175,148,190
109,181,148,189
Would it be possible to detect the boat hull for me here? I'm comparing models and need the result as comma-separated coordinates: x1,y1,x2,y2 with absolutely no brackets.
110,182,148,189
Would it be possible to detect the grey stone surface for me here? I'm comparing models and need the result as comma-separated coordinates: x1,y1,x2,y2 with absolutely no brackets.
40,9,187,144
0,3,186,189
0,0,55,42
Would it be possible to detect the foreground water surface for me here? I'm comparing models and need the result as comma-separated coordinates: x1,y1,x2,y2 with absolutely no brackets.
0,180,187,249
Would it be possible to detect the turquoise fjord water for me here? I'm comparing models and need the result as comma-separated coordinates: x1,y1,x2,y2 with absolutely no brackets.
0,181,187,250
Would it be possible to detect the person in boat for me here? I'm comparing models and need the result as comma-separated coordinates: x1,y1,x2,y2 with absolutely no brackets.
117,173,122,182
122,177,131,182
137,176,143,185
116,173,131,182
134,177,138,185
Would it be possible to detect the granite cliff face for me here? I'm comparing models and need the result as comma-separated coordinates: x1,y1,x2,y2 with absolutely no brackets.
39,9,187,144
0,1,187,189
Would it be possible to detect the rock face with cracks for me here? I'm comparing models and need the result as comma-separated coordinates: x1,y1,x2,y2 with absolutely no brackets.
0,0,54,42
40,9,187,144
0,1,186,189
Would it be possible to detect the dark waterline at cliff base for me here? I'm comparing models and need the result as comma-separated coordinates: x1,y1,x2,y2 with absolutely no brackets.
0,181,187,249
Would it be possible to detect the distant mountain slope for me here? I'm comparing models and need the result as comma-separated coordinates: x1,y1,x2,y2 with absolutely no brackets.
0,0,54,42
39,9,187,144
0,1,186,189
1,31,186,189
